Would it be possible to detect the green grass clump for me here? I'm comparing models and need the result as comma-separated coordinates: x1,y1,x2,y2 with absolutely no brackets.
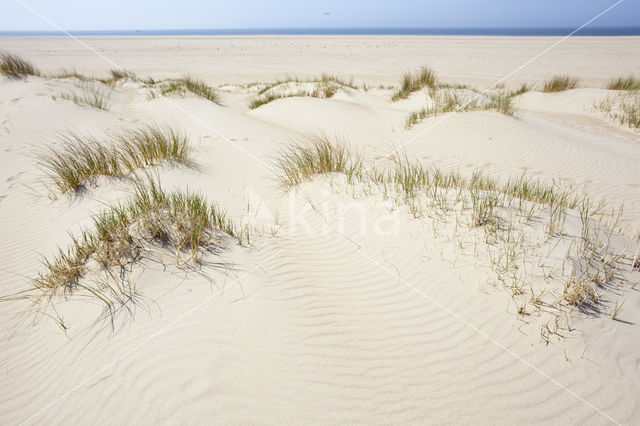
392,67,438,101
33,178,239,300
116,125,191,169
38,124,191,194
0,53,40,78
542,75,579,92
52,81,111,110
276,133,362,188
607,75,640,91
151,76,220,104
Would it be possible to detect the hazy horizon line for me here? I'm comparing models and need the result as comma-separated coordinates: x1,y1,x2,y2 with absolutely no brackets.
2,25,640,37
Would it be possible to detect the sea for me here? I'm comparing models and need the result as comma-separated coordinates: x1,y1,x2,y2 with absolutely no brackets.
1,27,640,37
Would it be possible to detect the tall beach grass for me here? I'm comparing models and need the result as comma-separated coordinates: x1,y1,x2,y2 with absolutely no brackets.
33,178,240,306
392,67,438,101
607,75,640,91
276,133,362,188
542,75,579,92
38,124,191,194
0,53,40,78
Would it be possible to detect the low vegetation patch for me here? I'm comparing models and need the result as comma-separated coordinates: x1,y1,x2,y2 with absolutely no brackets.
275,136,632,330
52,81,111,110
507,83,531,97
607,75,640,91
0,53,40,78
38,124,191,194
99,69,137,86
391,67,438,101
542,75,579,92
32,178,241,310
404,88,517,129
595,92,640,129
148,75,220,104
249,74,355,109
51,68,93,80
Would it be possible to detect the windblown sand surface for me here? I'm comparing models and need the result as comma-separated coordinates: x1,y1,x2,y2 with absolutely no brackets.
1,36,640,424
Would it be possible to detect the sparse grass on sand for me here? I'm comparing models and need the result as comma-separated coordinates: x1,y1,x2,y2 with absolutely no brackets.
52,81,111,110
596,92,640,129
257,74,356,96
38,124,191,194
391,67,438,101
249,92,306,109
33,178,240,308
404,88,517,129
607,75,640,91
52,68,92,80
275,135,629,320
0,53,40,78
249,74,354,109
542,75,580,92
100,69,136,85
148,75,220,104
507,83,531,97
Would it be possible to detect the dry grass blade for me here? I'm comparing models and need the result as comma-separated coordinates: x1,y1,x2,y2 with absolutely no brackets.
0,53,40,78
611,299,625,320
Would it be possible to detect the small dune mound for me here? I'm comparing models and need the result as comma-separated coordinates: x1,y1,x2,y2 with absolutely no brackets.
249,75,354,109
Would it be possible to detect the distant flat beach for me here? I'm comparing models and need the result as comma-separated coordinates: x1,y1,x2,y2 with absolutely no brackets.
2,35,639,87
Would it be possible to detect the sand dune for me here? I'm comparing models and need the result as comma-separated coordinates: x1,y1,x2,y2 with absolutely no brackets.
1,37,640,424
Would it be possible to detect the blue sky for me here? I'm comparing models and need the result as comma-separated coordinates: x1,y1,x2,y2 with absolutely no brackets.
2,0,639,31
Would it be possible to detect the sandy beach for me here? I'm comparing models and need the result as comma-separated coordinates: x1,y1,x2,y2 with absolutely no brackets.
1,35,640,424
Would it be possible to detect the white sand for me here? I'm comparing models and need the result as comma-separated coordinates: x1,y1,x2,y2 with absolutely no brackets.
1,36,640,424
3,35,640,87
